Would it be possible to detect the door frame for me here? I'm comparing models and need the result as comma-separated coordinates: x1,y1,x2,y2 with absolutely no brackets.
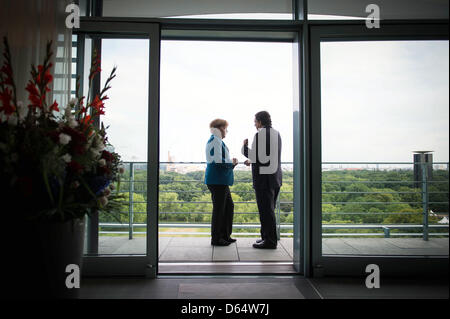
75,21,160,277
77,17,305,276
157,31,303,275
76,16,449,278
309,21,449,277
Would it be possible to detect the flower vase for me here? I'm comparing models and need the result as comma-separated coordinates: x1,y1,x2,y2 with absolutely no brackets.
4,216,86,299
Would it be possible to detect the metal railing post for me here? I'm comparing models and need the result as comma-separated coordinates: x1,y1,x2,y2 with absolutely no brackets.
129,162,134,240
383,226,390,238
276,192,281,241
421,162,429,241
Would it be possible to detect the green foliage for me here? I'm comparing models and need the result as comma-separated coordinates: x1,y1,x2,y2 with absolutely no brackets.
102,167,449,236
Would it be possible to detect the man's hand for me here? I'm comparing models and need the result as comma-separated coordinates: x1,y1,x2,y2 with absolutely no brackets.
232,158,238,166
244,160,251,166
243,139,248,146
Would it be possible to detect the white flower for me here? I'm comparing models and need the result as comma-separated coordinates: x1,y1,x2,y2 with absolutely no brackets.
64,104,79,128
17,101,28,122
61,153,72,163
0,111,6,123
59,133,72,145
64,105,72,118
69,98,78,106
95,140,105,152
90,148,101,159
103,187,111,197
99,196,108,207
98,158,106,167
68,117,78,128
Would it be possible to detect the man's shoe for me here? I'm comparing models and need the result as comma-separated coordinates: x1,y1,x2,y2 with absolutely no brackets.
252,240,277,249
256,239,264,243
226,238,237,243
212,239,231,246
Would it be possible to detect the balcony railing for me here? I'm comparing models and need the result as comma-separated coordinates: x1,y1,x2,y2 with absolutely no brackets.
99,161,449,241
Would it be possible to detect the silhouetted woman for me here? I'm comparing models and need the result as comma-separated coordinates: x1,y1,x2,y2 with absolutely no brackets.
204,119,238,246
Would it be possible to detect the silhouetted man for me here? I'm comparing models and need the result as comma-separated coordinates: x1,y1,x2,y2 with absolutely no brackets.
242,111,282,249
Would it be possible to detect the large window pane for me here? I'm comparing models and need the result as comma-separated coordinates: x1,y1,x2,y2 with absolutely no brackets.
159,40,294,263
321,40,449,256
308,0,449,20
98,38,149,255
103,0,293,19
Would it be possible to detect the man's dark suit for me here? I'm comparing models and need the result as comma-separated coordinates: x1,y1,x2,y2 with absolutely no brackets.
242,127,282,247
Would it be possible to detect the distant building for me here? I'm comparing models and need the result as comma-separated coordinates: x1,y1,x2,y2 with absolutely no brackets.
166,151,177,172
413,151,433,187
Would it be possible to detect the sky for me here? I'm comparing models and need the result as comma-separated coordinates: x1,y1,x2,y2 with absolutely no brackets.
99,38,449,164
321,40,449,163
160,40,293,164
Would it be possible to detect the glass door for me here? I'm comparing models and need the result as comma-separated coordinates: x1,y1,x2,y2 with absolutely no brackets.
75,22,160,277
310,23,449,277
158,37,300,274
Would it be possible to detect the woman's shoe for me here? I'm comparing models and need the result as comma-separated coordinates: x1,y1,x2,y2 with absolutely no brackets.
211,239,231,246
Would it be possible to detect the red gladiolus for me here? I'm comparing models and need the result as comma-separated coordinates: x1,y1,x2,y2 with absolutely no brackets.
0,63,13,86
36,65,43,84
26,81,38,96
0,87,15,115
91,95,105,115
79,96,85,107
89,56,101,80
26,81,42,109
81,115,93,126
49,100,59,112
44,69,53,84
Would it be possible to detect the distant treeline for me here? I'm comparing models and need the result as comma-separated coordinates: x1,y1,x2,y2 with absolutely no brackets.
99,168,449,235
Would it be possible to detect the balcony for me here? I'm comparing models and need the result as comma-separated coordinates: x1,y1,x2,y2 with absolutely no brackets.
95,161,449,262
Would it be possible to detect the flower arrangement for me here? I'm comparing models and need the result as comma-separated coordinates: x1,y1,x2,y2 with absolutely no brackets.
0,37,125,222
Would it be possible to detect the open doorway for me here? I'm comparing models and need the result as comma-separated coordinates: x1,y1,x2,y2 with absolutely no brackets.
158,40,295,273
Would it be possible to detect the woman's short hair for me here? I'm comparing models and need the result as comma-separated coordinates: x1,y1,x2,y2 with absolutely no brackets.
209,118,228,129
255,111,272,127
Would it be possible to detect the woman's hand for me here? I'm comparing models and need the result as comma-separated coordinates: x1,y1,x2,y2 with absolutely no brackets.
244,160,251,166
243,139,248,146
232,158,238,166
